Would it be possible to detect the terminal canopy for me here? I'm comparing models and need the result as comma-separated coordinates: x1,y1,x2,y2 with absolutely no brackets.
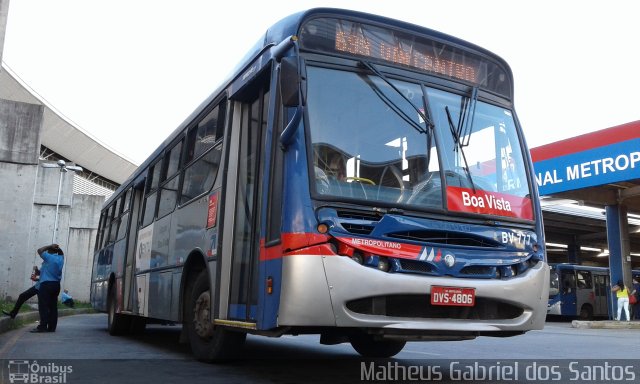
531,120,640,268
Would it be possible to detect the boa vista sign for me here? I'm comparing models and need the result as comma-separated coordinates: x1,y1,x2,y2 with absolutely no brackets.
447,186,533,220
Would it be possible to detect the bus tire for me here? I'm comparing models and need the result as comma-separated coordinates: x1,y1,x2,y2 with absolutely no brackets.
349,333,406,358
187,270,246,362
107,286,131,335
579,305,594,321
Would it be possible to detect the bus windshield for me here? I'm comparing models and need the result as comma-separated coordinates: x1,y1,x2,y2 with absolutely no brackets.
307,66,533,220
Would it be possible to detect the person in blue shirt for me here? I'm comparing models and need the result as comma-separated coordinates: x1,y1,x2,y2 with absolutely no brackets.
2,267,40,319
60,289,74,308
32,243,64,333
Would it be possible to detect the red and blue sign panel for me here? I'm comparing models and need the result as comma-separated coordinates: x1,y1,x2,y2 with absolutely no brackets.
531,121,640,196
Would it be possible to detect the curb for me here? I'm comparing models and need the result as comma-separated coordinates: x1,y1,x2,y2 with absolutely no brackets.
571,320,640,329
0,308,95,334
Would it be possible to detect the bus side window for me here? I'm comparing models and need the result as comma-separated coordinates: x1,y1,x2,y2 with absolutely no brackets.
116,188,133,240
180,99,225,204
95,211,107,251
157,140,183,218
106,203,118,244
180,146,222,204
141,161,161,227
576,271,592,289
184,101,224,165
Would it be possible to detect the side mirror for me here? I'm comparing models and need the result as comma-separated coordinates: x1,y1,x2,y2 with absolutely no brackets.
280,57,301,107
279,56,305,148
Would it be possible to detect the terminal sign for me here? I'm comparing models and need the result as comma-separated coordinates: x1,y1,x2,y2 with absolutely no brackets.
534,138,640,195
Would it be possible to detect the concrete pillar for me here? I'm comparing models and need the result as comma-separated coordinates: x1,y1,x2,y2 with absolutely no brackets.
0,99,42,300
0,163,38,299
567,236,580,264
606,204,632,319
0,99,43,164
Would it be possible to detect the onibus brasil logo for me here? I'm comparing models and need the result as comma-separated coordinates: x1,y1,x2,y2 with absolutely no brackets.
7,360,73,383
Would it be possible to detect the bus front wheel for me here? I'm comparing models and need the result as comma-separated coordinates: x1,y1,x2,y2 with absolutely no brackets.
349,333,406,358
187,270,246,362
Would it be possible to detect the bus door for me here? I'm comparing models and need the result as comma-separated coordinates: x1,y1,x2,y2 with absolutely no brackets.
219,74,271,323
123,181,145,312
575,270,593,316
593,273,610,317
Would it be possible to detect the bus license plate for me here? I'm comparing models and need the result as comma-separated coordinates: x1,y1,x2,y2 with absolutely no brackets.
430,286,475,307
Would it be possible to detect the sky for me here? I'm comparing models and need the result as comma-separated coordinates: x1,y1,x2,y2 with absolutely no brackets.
3,0,640,165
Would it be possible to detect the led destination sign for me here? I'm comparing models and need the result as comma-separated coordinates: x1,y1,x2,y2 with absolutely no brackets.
299,17,512,98
335,29,477,83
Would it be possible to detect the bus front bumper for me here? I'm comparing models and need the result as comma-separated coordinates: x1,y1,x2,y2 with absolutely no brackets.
278,254,549,336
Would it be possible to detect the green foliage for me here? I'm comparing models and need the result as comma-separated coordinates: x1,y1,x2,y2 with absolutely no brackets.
2,298,93,314
57,301,93,309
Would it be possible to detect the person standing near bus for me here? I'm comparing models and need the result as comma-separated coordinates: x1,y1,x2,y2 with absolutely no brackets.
31,244,64,333
612,280,631,322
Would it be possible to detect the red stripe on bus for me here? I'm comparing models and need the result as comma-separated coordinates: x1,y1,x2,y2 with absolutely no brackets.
260,232,331,261
282,244,337,257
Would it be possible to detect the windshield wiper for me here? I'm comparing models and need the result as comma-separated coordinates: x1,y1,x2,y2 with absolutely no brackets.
357,60,434,134
459,87,478,147
445,101,476,193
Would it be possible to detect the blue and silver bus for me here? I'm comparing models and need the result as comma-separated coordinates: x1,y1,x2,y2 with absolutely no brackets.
548,263,640,320
91,8,548,360
547,264,611,320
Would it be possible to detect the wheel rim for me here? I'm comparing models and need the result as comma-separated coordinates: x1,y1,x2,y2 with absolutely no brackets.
193,290,213,338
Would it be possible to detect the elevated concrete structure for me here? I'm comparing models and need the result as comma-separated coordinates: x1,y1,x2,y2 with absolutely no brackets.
0,66,137,302
0,64,137,184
